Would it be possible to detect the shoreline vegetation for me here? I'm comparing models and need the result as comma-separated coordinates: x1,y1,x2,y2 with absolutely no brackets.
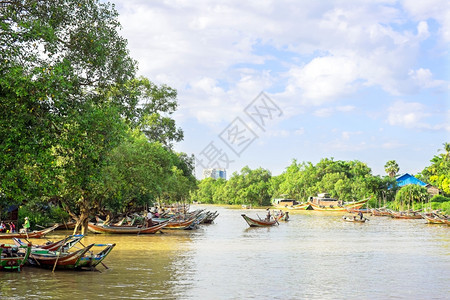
0,1,448,234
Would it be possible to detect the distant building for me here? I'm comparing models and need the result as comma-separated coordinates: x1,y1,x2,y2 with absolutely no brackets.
396,173,440,196
396,173,427,187
203,168,227,180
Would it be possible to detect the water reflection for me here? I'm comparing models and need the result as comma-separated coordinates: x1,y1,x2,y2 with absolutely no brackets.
0,205,449,299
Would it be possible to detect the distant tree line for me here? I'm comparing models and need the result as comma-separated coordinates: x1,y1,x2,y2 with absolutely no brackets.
192,143,450,214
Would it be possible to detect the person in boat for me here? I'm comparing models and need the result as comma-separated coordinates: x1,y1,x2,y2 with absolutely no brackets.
358,211,364,220
0,221,6,233
23,217,30,232
265,209,271,221
284,211,290,221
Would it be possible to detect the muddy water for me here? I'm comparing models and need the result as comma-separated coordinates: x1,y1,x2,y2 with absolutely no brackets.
1,205,448,299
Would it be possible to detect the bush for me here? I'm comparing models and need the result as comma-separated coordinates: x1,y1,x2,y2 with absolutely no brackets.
430,195,450,203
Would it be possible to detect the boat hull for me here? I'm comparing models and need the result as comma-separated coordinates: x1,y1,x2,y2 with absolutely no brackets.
0,224,58,239
0,243,31,272
88,221,167,234
241,214,278,227
308,198,369,212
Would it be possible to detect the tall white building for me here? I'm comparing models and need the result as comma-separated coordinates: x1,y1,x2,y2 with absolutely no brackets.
203,168,227,180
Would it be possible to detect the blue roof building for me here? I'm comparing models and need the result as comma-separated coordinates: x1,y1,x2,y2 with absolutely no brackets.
396,173,427,187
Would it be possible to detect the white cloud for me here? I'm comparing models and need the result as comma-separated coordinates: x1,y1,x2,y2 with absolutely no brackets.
408,68,447,90
387,100,432,129
112,0,449,128
402,0,450,43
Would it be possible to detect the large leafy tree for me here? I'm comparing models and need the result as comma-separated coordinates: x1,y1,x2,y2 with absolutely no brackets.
0,0,136,201
1,1,188,233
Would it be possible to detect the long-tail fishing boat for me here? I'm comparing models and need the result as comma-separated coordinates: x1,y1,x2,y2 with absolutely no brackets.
342,215,368,223
13,234,84,252
0,243,31,272
87,220,168,234
370,208,393,217
13,236,115,271
0,224,59,239
307,193,370,212
75,243,116,270
202,211,219,224
272,198,312,210
422,212,449,225
241,214,280,227
25,244,95,270
390,210,423,219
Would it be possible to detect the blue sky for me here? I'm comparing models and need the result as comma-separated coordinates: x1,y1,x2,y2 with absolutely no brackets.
112,0,449,178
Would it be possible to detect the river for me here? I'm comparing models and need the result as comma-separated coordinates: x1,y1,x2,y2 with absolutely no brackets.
1,205,449,299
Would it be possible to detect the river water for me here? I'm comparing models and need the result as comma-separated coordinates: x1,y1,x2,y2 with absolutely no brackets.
1,205,449,299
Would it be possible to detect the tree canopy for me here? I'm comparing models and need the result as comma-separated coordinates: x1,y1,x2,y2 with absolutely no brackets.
0,0,194,233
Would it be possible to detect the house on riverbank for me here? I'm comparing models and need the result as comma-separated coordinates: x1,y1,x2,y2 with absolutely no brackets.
396,173,440,196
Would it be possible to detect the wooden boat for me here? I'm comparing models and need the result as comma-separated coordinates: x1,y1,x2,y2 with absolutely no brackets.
27,244,95,270
0,224,58,239
342,215,368,223
202,211,219,224
422,213,449,225
14,236,115,270
0,243,32,272
370,208,392,217
87,221,168,234
390,211,423,219
163,218,197,230
307,194,370,212
54,221,77,230
75,243,116,270
288,202,312,210
13,234,84,252
241,214,279,227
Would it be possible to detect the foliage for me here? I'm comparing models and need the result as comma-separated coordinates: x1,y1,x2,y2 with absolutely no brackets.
429,195,450,203
421,143,450,195
0,0,189,234
393,184,429,210
192,166,272,206
384,160,400,178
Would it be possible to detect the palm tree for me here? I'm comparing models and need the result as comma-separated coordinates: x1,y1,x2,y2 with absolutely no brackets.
440,142,450,161
384,160,399,178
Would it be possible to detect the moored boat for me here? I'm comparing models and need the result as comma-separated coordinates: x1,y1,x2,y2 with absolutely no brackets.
370,208,393,217
26,244,95,270
307,193,370,212
422,213,449,225
390,210,423,219
0,224,59,239
14,236,115,271
87,221,168,234
0,243,32,272
13,234,84,252
241,214,279,227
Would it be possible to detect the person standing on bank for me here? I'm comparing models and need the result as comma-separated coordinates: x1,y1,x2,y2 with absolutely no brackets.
23,217,30,232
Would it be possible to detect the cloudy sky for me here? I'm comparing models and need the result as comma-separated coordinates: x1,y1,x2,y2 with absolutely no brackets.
111,0,449,178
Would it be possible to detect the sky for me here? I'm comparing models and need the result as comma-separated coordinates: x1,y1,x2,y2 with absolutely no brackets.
111,0,450,178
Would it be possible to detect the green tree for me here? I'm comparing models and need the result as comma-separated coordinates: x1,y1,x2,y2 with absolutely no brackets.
384,160,400,178
394,184,429,210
